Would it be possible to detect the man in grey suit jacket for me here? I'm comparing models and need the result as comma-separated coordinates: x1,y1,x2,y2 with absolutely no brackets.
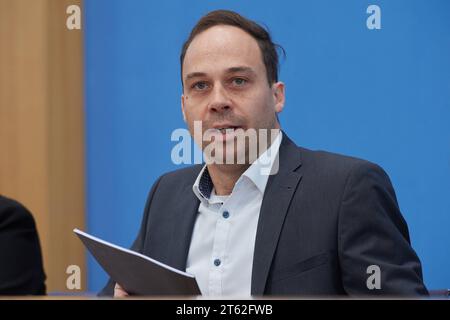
101,10,427,296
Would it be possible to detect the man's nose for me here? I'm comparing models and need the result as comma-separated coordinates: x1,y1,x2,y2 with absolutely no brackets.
208,84,231,113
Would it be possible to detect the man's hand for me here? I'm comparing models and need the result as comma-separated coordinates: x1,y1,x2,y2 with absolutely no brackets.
114,283,129,297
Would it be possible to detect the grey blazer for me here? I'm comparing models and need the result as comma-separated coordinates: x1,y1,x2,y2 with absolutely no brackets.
100,133,427,296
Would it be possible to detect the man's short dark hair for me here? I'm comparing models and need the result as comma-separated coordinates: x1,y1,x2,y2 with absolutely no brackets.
180,9,284,87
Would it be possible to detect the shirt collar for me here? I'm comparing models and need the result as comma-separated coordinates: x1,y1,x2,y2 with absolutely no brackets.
193,165,214,203
192,131,283,203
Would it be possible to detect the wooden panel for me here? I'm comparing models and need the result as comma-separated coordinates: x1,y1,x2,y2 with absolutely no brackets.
0,0,85,292
47,0,86,293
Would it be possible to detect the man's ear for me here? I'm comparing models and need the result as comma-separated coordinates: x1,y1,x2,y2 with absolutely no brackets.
272,82,285,114
181,94,187,122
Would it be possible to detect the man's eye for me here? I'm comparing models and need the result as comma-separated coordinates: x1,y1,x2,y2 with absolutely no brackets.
232,78,247,86
192,82,209,90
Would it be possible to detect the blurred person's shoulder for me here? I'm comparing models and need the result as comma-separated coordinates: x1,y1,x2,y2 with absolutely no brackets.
0,195,46,295
0,195,37,229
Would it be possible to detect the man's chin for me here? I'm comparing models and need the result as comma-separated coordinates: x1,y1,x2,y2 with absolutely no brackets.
204,146,254,166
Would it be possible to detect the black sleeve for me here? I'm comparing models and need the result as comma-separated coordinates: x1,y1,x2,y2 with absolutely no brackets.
0,196,46,295
338,162,428,296
98,175,163,296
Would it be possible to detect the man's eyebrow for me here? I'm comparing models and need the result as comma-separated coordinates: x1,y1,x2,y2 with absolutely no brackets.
226,66,256,75
184,67,256,82
184,72,207,82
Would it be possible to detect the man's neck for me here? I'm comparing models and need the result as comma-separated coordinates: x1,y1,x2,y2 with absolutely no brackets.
207,163,249,196
206,128,281,196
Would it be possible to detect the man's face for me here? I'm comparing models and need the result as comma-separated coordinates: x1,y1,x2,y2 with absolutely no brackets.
181,25,285,162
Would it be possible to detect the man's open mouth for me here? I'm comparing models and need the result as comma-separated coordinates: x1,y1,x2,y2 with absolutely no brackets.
216,126,241,133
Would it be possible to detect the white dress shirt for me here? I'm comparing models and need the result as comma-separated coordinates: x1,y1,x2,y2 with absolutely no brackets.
186,132,283,296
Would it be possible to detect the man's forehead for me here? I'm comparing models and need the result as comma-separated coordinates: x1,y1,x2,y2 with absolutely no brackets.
182,25,264,75
187,25,259,53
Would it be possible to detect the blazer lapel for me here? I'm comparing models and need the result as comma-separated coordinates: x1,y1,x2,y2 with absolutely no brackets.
168,178,201,271
251,134,303,295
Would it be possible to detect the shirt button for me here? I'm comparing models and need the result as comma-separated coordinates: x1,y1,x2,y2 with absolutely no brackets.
214,258,221,267
222,211,230,219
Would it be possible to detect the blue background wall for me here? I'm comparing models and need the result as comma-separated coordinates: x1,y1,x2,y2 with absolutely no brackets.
84,0,450,292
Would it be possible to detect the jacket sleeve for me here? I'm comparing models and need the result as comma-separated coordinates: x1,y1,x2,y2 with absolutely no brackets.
337,162,428,296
